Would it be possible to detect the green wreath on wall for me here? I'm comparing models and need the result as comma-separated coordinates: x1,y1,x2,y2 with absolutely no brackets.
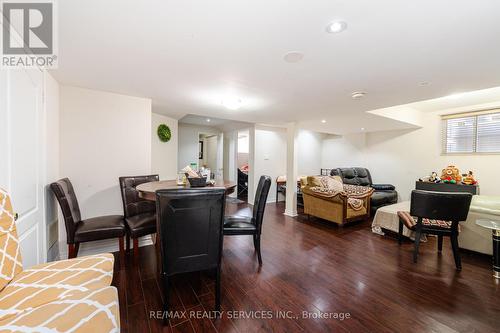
157,124,172,142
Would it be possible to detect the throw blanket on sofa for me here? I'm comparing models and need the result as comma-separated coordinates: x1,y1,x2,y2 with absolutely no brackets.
308,182,373,211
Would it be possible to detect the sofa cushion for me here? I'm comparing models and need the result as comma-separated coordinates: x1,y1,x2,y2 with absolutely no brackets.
0,253,114,321
0,189,22,292
371,191,398,207
0,286,119,332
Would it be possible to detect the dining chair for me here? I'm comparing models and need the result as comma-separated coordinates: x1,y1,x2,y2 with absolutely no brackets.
398,190,472,270
50,178,126,259
155,188,226,319
224,175,271,265
119,174,159,260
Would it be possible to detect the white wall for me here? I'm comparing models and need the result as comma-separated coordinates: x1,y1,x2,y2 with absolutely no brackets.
252,126,287,203
204,135,218,171
60,86,152,255
321,111,500,200
43,72,60,261
178,124,220,170
152,113,178,180
321,133,366,169
297,129,324,176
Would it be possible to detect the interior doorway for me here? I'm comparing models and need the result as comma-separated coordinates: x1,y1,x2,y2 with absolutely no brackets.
237,130,249,199
198,133,223,180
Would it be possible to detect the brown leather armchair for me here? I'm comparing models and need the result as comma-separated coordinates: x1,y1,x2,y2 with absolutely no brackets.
51,178,126,259
119,175,159,260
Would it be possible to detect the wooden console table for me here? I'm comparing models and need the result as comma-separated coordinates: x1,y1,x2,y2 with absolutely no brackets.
415,181,479,195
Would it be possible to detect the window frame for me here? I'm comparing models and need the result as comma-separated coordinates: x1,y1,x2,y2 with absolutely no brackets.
441,109,500,155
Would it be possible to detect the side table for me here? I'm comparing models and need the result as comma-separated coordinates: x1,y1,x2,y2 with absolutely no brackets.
476,219,500,279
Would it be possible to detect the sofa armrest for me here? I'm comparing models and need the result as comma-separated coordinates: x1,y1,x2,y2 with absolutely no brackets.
372,184,395,191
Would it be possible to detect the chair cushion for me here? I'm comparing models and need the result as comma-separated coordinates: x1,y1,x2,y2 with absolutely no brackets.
0,189,22,292
0,286,119,332
74,215,125,243
397,211,457,231
125,212,156,238
0,253,114,322
223,216,256,235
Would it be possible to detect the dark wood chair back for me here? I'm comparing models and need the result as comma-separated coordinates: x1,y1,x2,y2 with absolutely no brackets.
155,188,226,275
50,178,81,244
252,175,272,233
410,190,472,224
119,175,159,218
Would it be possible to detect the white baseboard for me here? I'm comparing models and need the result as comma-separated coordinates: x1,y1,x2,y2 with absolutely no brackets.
57,235,153,260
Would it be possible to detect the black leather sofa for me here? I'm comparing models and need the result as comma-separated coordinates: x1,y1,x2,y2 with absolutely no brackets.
330,167,398,215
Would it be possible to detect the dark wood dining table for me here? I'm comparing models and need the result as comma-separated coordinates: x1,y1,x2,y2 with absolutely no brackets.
136,179,237,201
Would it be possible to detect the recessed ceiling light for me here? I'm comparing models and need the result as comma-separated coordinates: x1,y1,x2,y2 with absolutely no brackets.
321,119,327,123
326,21,347,33
283,51,304,63
360,127,365,131
445,93,463,99
351,91,366,100
221,97,242,110
206,118,211,122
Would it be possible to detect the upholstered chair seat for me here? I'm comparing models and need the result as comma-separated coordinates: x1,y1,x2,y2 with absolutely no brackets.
223,216,257,235
125,212,157,238
74,215,126,243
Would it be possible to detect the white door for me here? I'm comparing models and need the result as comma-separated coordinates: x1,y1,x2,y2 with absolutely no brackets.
0,67,46,268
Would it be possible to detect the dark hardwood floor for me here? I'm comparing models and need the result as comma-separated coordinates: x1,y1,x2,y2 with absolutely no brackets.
112,202,500,333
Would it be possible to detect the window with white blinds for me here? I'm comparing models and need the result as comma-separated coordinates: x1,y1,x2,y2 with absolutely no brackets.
442,110,500,154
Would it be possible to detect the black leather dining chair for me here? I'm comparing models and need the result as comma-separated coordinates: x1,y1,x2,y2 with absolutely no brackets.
51,178,126,260
119,174,159,260
224,175,271,265
156,188,226,318
398,190,472,270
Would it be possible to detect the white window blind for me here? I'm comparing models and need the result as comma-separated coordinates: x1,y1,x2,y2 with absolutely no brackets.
442,110,500,154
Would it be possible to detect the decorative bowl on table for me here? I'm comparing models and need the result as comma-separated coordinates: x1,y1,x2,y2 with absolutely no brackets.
187,176,207,187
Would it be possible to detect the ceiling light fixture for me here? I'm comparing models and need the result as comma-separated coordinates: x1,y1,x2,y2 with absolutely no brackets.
283,51,304,63
206,118,211,122
321,119,327,123
360,127,365,131
221,97,242,110
351,91,366,100
326,21,347,33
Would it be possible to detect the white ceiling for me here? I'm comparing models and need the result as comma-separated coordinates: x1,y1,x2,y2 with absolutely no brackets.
179,114,251,132
52,0,500,134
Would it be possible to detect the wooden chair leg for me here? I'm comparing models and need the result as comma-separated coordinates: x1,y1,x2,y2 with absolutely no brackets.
215,266,221,312
437,235,443,253
450,234,462,270
162,274,169,326
413,227,422,263
68,244,75,259
126,234,130,253
255,235,262,265
74,243,80,257
119,237,125,267
133,238,139,261
398,220,403,245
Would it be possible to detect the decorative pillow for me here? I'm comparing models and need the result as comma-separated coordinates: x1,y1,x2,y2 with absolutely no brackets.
0,188,23,291
307,176,324,188
323,176,344,192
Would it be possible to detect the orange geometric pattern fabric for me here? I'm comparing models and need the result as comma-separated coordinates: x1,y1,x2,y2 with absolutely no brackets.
0,286,119,332
0,188,22,292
